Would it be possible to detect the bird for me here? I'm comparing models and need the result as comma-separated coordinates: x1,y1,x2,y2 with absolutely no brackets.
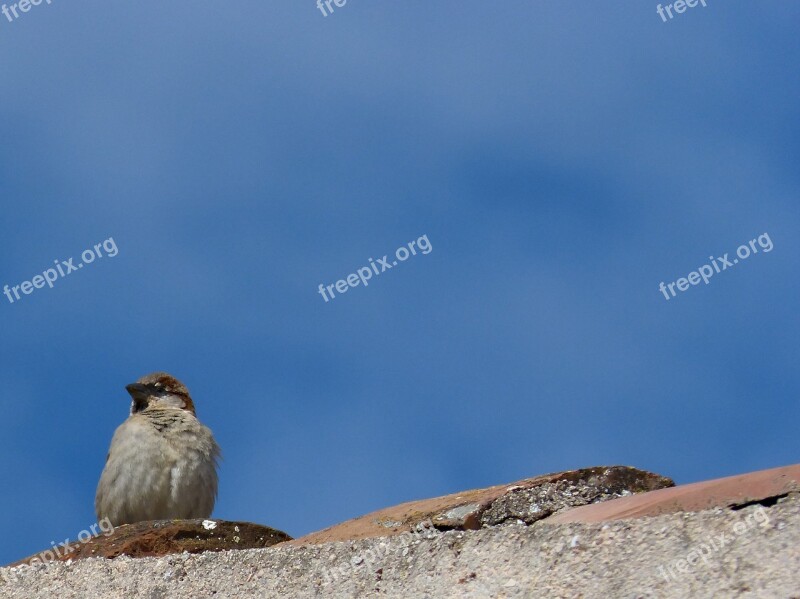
95,372,220,527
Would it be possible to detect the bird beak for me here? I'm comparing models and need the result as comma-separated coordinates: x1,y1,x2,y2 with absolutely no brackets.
125,383,150,402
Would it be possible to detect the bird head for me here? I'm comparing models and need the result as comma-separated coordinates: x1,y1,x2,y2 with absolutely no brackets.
125,372,196,415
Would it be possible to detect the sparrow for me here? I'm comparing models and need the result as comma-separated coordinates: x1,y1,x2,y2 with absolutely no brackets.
95,372,220,527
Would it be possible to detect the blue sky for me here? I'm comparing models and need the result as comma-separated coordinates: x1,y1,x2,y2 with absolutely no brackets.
1,1,798,565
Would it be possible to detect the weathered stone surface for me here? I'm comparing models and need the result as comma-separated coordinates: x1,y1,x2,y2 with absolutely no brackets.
9,519,291,566
547,463,800,524
290,466,673,545
1,494,797,598
480,466,672,527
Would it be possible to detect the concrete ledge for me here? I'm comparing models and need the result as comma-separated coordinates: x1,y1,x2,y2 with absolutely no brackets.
2,495,798,598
